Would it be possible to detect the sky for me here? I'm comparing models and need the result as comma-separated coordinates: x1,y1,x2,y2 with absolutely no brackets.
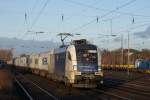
0,0,150,50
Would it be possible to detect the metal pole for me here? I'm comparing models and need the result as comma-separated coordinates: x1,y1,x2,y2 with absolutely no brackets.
121,34,124,66
127,31,130,76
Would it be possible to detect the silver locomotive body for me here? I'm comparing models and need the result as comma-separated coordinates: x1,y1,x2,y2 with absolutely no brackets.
52,39,103,88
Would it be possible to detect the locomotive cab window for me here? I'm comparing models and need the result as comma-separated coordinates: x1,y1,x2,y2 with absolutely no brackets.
77,49,97,64
75,45,98,66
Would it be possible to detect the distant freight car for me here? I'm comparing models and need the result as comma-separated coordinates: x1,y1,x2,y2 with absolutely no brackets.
0,60,6,68
29,53,40,74
14,55,30,72
36,51,52,76
20,56,29,67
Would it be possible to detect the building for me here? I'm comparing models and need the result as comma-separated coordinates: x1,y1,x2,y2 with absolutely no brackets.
0,49,13,63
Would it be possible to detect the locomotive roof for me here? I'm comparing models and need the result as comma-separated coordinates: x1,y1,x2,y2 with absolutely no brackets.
75,44,97,50
54,43,97,54
54,46,68,54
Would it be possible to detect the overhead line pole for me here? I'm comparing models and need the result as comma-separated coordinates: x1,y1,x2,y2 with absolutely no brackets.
127,31,130,76
121,34,124,66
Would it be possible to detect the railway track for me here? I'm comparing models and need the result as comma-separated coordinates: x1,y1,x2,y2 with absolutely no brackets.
16,72,134,100
15,74,59,100
105,77,150,89
20,73,149,100
14,69,150,100
14,78,33,100
103,78,150,98
92,89,131,100
129,80,150,87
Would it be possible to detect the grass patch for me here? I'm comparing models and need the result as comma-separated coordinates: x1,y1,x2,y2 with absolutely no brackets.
0,69,13,91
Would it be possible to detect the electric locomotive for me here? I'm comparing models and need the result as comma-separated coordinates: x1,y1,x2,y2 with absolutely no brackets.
53,39,103,88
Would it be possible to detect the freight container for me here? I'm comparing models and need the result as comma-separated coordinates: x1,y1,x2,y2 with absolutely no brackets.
135,59,149,69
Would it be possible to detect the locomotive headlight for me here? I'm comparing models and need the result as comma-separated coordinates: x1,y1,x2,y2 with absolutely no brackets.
95,72,103,76
98,67,101,71
75,71,81,75
73,65,77,71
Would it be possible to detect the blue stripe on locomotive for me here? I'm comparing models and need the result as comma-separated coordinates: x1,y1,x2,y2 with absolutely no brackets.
53,47,67,76
54,52,66,76
77,64,98,72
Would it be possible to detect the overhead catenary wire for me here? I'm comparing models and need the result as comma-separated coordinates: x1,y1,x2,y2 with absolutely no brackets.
129,22,150,31
64,0,150,18
70,0,137,32
61,0,103,23
113,19,150,32
25,0,44,31
100,19,149,38
29,0,41,17
58,0,150,33
100,0,136,18
30,0,50,30
19,0,150,42
20,0,50,41
115,22,150,34
64,0,150,34
57,0,103,35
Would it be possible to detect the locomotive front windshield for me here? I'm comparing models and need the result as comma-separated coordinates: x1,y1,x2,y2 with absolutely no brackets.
75,45,98,72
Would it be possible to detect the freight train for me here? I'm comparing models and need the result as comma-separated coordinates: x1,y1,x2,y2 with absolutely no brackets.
13,39,103,88
101,49,150,71
101,59,150,73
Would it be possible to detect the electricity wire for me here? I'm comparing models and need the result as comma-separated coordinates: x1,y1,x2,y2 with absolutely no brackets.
69,0,137,32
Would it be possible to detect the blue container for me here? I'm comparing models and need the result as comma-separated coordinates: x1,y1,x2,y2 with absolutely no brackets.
135,59,149,69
